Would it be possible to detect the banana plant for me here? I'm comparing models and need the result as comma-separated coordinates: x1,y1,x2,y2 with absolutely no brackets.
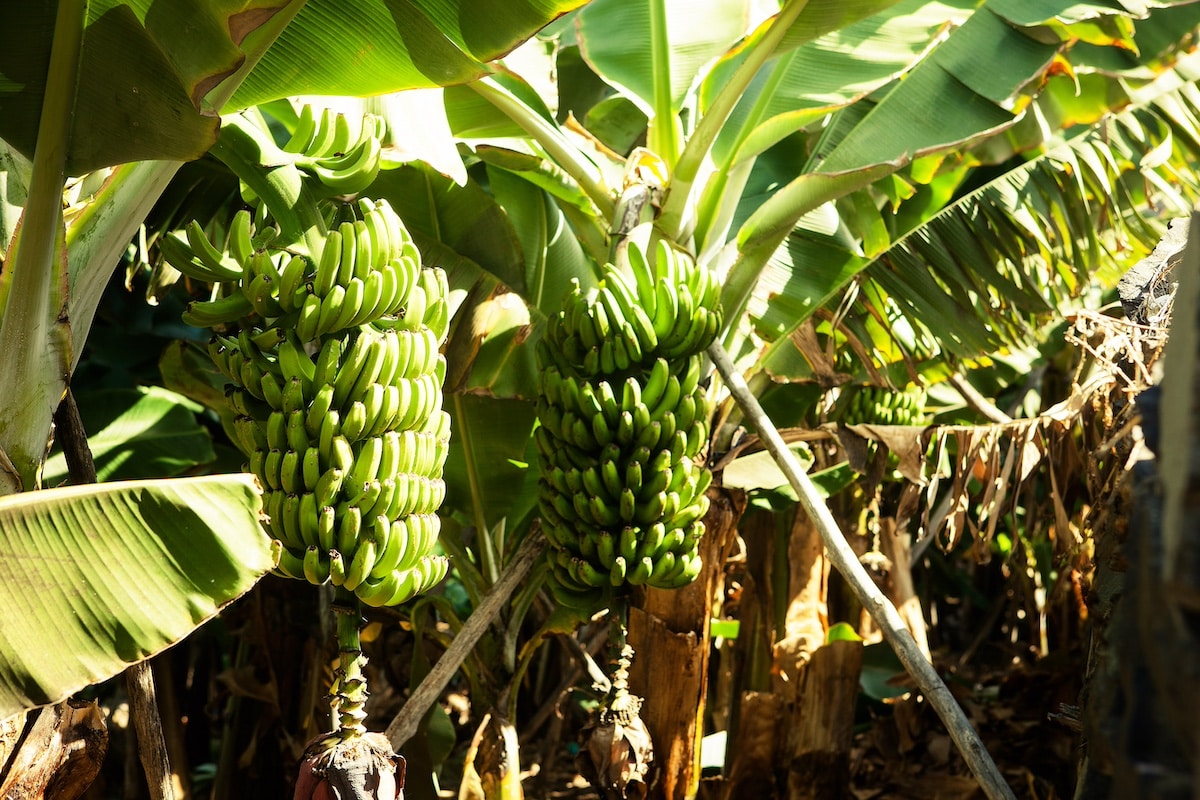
0,0,587,790
390,0,1200,796
6,1,1200,797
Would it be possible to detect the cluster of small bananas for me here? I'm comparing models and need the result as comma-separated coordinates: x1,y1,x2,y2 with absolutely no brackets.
836,384,928,427
535,242,720,601
164,129,452,608
283,104,386,196
169,201,444,345
539,237,721,377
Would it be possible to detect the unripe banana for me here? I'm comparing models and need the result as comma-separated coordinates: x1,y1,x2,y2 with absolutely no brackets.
186,136,452,604
273,541,308,580
535,254,719,598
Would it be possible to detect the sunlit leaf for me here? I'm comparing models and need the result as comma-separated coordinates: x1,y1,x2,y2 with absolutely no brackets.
826,621,862,643
702,0,975,166
229,0,591,109
575,0,751,115
0,474,271,717
722,444,813,492
812,6,1058,175
0,0,586,174
752,69,1200,380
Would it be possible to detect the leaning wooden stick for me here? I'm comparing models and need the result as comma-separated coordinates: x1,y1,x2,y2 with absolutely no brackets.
384,531,546,749
708,342,1017,800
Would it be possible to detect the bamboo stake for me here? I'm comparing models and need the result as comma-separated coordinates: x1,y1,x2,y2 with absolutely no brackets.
708,342,1017,800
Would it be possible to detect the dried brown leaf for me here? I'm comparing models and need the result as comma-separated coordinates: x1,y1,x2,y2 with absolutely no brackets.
844,424,931,485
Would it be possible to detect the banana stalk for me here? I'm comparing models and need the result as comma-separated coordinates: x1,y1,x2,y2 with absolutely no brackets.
173,105,453,796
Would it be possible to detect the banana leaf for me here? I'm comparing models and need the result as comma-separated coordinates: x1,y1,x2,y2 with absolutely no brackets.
0,0,588,176
40,387,216,488
756,72,1200,379
0,474,272,718
727,0,1200,358
575,0,751,116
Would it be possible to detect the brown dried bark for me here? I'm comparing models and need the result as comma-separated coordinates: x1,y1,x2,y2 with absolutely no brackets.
785,640,863,800
0,700,107,800
629,484,745,800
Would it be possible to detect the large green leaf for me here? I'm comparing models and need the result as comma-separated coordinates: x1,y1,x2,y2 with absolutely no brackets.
0,474,271,717
229,0,590,110
442,394,538,530
373,162,527,294
0,0,586,175
810,1,1200,176
486,164,597,315
0,0,266,175
575,0,750,115
700,0,976,167
438,164,602,398
773,0,912,50
756,71,1200,379
41,387,215,487
812,4,1060,176
726,0,1200,340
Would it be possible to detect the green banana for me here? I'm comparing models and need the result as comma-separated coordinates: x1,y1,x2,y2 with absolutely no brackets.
183,291,254,328
183,126,454,606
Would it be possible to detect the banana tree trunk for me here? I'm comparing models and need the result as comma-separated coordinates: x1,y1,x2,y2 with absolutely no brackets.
1078,214,1200,797
629,483,744,800
0,701,107,799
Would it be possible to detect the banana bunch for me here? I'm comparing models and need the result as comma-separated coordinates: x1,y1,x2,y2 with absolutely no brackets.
836,383,928,427
174,193,453,608
540,240,722,378
283,104,386,196
534,241,720,603
166,197,445,342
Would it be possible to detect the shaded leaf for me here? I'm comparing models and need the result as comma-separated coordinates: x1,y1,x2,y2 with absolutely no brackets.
486,164,597,315
42,386,215,486
860,641,910,701
373,162,526,294
442,394,539,530
0,0,259,174
444,284,540,399
159,339,230,413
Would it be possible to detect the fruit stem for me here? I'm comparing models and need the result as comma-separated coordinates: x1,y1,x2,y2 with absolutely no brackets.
606,603,630,694
332,589,369,739
603,604,642,726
